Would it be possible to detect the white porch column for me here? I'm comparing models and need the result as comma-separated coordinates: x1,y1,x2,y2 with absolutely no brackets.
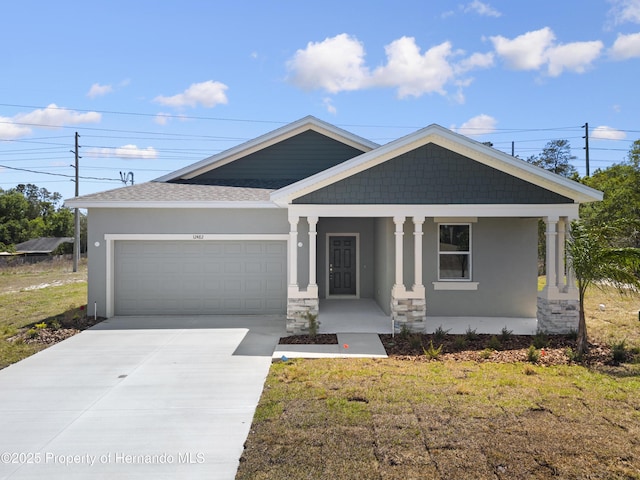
288,216,299,292
412,216,425,294
307,216,318,296
393,216,406,295
556,217,566,291
544,216,559,295
565,216,578,294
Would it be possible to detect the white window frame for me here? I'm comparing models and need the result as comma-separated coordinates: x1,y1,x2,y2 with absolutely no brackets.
437,223,473,282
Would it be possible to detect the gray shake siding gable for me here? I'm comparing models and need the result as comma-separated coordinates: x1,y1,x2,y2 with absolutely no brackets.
294,143,573,205
176,130,366,187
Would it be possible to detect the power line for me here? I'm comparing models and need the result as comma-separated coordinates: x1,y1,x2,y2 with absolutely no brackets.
0,163,120,182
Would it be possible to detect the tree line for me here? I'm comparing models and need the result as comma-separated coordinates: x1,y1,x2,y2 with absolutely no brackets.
0,184,86,253
526,137,640,247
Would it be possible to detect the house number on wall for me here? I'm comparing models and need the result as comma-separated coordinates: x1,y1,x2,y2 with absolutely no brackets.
193,234,205,240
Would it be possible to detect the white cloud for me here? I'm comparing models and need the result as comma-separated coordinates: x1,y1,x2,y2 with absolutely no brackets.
610,32,640,59
491,27,602,76
455,51,495,74
15,104,101,128
87,144,158,160
154,113,172,126
322,98,337,115
463,0,501,17
286,34,370,93
591,126,627,140
0,116,32,140
490,27,556,70
87,83,113,98
287,34,492,99
115,145,158,159
373,38,456,98
0,105,101,140
154,80,229,108
546,41,604,76
608,0,640,25
453,114,497,136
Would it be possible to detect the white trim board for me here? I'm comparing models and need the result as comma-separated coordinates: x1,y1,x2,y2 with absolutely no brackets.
288,203,580,219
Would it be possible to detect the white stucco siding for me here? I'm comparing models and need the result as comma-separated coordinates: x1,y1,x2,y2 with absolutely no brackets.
424,217,538,318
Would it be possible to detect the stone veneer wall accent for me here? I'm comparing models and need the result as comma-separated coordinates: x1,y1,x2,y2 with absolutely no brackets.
391,296,426,333
536,297,580,334
286,298,319,334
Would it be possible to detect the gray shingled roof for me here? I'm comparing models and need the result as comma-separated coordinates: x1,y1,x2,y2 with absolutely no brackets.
15,237,74,254
66,181,275,206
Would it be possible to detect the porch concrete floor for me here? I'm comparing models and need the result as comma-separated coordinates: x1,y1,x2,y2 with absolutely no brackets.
318,299,392,334
315,299,538,336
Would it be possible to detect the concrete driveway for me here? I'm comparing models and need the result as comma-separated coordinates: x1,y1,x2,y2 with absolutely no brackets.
0,316,285,480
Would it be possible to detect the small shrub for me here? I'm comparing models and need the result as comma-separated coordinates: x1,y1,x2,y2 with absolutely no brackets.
453,336,468,350
465,326,479,341
422,340,443,360
611,340,627,364
487,336,502,351
305,312,320,338
399,323,412,339
532,332,549,349
565,347,582,363
35,322,47,330
527,345,540,363
480,348,493,359
26,328,38,339
499,326,513,342
50,320,62,330
409,334,422,350
433,325,450,340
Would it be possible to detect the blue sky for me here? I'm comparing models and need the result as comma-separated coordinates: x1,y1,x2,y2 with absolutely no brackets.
1,0,639,202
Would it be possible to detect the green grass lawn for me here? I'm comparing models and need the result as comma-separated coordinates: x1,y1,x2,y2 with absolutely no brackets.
238,283,640,480
238,359,640,479
0,260,87,369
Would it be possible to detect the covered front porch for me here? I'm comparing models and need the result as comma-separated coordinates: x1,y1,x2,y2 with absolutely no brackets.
284,204,581,336
317,299,538,335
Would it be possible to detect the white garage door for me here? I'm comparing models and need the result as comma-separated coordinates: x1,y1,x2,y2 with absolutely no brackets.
114,240,287,315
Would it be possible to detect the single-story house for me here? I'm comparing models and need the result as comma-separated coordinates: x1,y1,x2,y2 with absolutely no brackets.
66,116,603,334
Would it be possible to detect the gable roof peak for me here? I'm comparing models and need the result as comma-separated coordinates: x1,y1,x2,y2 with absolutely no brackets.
155,115,379,183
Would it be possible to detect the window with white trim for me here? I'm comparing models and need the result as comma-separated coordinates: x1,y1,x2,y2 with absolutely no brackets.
438,224,471,281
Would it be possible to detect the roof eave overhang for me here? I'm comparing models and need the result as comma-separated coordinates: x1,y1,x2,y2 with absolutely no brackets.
271,125,603,207
64,200,280,209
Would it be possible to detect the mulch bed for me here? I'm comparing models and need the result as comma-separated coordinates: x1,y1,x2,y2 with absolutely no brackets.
279,334,338,345
8,315,105,346
380,333,613,366
279,332,615,366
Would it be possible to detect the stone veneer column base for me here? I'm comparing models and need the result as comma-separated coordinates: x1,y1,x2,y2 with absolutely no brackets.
391,295,426,333
536,296,579,334
286,298,319,334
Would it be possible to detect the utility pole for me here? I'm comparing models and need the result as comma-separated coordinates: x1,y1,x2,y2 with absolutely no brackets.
511,141,515,157
71,132,81,272
582,123,590,176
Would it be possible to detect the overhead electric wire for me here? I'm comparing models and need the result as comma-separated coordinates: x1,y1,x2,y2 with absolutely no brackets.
0,163,120,182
